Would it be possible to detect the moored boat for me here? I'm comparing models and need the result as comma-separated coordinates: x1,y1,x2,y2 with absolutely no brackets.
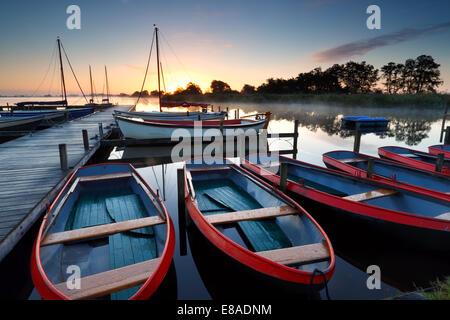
114,110,227,121
242,154,450,252
184,159,335,292
0,107,94,120
428,144,450,158
0,113,64,131
378,146,450,175
31,163,175,300
115,112,270,139
323,150,450,200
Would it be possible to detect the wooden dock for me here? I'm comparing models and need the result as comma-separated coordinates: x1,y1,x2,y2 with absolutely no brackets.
0,105,130,262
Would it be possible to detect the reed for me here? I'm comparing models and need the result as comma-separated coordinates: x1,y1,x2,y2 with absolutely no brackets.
422,277,450,300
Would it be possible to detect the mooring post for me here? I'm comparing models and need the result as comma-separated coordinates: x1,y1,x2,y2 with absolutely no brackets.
353,123,362,153
226,107,229,120
444,126,450,145
82,129,89,151
436,153,445,172
177,168,187,256
211,105,214,112
218,106,221,112
280,162,288,192
293,120,299,159
237,108,240,119
367,158,374,178
219,120,224,135
64,111,69,122
59,144,68,171
98,123,104,139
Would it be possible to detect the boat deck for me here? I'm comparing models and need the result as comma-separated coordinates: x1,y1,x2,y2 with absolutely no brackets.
0,105,131,261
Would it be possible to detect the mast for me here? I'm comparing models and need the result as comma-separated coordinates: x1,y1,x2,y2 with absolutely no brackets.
89,65,94,103
155,25,162,112
104,65,110,102
57,37,67,106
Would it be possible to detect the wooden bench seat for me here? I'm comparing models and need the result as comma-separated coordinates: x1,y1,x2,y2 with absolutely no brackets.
344,188,398,202
79,172,132,183
204,206,298,225
256,242,329,266
41,216,165,247
54,258,160,300
340,158,367,164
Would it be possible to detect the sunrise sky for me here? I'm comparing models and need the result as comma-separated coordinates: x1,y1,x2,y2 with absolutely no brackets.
0,0,449,96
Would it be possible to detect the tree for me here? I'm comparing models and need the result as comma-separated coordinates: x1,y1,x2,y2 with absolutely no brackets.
381,62,397,94
340,61,379,93
241,84,256,95
183,82,203,95
210,80,232,94
413,55,442,93
401,59,417,94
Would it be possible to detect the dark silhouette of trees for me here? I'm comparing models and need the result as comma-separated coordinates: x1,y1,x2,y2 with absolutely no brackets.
171,82,202,96
241,84,256,94
210,80,232,94
381,55,442,94
339,61,379,93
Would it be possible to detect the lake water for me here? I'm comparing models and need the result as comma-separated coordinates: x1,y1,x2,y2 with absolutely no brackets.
1,96,448,300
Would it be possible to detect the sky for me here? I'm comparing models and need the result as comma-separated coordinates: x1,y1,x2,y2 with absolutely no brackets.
0,0,449,96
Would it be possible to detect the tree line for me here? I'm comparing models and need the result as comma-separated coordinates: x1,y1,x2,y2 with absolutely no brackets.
161,55,442,97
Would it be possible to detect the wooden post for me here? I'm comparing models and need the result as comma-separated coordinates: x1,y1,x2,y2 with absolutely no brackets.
98,123,104,139
211,105,214,112
353,123,361,153
280,162,288,192
436,153,445,172
444,126,450,145
226,107,229,120
293,120,299,159
219,120,224,135
237,109,240,119
177,168,187,256
82,129,89,150
64,111,69,122
367,159,374,178
59,144,68,171
218,106,221,112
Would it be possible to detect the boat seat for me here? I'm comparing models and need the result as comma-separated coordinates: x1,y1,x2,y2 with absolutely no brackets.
79,172,132,183
344,188,398,202
204,206,298,225
41,216,165,247
256,242,330,266
434,212,450,221
54,258,160,300
340,158,367,163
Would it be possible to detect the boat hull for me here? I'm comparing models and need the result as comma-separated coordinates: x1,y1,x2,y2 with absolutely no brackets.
428,145,450,158
242,155,450,253
378,146,450,175
115,110,227,121
116,116,268,139
31,163,175,300
185,161,335,292
323,150,450,201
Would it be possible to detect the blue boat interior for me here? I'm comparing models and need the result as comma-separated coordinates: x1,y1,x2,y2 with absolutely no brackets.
40,164,167,300
246,156,450,220
325,151,450,193
188,163,330,272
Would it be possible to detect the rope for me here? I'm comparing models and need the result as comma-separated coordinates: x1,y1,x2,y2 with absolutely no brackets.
310,268,331,300
160,31,194,84
134,30,156,108
60,42,88,103
31,41,57,96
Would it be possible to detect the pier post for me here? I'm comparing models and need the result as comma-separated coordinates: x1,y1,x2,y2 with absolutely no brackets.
58,144,68,171
435,153,445,173
367,159,374,178
226,107,229,120
218,106,221,112
293,120,299,159
82,129,89,150
353,124,362,153
98,123,104,139
177,168,187,256
444,126,450,145
280,162,288,192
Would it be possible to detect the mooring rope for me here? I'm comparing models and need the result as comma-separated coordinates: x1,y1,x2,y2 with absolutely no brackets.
310,268,331,300
60,42,89,103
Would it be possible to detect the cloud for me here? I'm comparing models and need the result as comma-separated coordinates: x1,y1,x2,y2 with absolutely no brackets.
311,22,450,62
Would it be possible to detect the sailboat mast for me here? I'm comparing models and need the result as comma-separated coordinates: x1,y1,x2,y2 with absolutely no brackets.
155,25,162,112
89,65,94,103
105,66,110,102
57,37,67,106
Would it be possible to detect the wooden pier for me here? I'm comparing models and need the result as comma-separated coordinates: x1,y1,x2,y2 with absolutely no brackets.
0,105,130,262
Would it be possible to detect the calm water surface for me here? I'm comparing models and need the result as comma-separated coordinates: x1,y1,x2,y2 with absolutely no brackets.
1,97,448,300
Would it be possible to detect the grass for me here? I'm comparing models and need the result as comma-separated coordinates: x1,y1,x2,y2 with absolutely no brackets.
163,93,450,108
421,277,450,300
